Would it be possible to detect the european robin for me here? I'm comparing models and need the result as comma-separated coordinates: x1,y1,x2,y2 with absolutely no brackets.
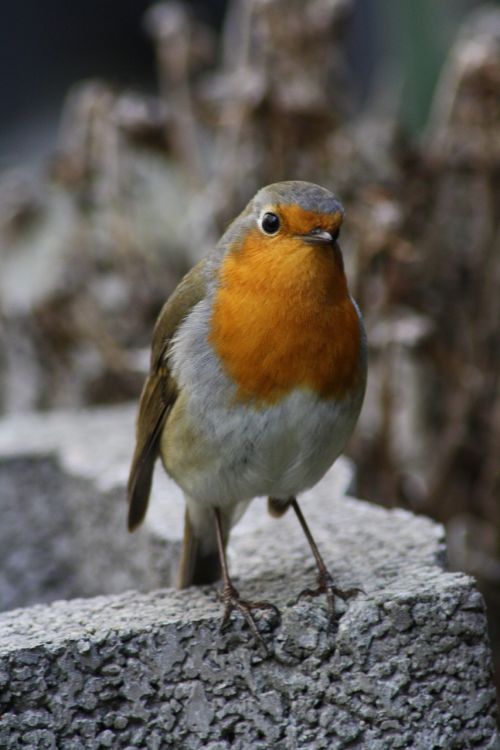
128,181,367,646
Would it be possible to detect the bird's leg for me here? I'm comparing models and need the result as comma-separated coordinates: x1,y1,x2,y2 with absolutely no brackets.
213,508,281,648
290,497,361,618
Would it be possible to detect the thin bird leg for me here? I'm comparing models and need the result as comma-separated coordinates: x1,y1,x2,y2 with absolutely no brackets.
213,508,281,648
290,497,361,617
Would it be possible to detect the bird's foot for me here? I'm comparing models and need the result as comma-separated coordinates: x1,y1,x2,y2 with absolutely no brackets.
219,581,281,652
296,567,363,620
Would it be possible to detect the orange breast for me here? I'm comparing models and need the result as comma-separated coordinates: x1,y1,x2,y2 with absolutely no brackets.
208,228,362,406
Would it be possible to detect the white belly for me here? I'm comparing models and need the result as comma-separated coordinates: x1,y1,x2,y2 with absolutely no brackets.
162,385,363,508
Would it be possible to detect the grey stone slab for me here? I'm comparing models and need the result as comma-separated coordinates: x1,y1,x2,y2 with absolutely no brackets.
0,405,498,748
0,557,498,748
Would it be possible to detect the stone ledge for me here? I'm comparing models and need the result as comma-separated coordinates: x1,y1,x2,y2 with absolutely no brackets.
0,405,498,748
0,567,498,748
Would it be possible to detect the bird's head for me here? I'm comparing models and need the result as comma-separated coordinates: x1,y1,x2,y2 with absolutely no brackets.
209,182,361,404
219,180,345,264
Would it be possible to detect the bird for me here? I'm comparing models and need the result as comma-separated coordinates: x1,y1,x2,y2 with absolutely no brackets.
127,180,367,646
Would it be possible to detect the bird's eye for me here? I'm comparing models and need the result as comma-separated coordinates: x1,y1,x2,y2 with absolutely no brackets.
331,227,340,241
260,212,281,235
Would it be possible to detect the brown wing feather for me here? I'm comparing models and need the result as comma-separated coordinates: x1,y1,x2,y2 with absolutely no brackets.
127,259,208,531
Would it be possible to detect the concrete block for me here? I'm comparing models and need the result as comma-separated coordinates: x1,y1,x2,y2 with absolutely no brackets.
0,405,498,748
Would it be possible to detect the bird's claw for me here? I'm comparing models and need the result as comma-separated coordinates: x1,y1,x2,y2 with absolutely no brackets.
219,582,281,651
295,568,363,619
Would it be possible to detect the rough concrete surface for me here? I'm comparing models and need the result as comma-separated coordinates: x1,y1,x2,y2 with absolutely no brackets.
0,405,498,749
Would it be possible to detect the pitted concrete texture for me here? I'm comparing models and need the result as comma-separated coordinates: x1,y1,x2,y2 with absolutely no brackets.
0,405,498,748
0,560,498,748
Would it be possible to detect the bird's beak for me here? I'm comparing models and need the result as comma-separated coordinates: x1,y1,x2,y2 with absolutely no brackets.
297,228,335,245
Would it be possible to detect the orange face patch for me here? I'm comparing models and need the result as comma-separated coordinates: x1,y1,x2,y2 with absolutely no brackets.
274,204,343,237
208,213,362,406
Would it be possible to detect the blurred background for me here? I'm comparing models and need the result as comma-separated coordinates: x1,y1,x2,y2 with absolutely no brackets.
0,0,499,691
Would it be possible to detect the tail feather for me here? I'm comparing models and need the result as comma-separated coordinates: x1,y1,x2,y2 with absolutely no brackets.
177,508,222,588
177,499,252,589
